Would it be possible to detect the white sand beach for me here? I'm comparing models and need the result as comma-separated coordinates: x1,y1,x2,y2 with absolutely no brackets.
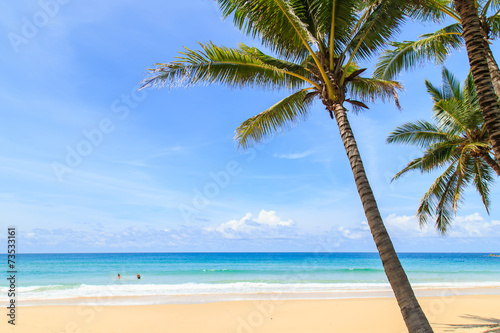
2,294,499,333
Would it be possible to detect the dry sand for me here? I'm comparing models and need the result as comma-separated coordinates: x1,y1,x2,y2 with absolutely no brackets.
1,295,499,333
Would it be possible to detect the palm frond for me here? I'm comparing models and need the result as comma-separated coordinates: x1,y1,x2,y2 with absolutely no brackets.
346,77,403,108
308,0,360,57
433,167,459,234
441,67,462,99
405,0,453,22
141,42,311,91
387,121,450,148
238,44,309,75
216,0,317,61
472,157,494,213
235,88,314,148
488,12,500,37
416,161,457,231
427,69,472,134
392,157,424,181
345,99,369,113
432,99,468,133
453,154,474,213
419,143,460,171
288,0,323,44
373,23,463,80
346,0,407,63
463,72,479,108
425,78,446,102
481,0,495,19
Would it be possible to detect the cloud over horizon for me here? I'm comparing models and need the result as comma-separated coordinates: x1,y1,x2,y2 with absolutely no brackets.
205,210,295,239
11,210,500,253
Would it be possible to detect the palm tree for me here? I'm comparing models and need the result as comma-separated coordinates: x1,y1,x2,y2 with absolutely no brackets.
375,0,500,95
375,0,500,167
142,0,433,331
454,0,500,170
387,68,499,233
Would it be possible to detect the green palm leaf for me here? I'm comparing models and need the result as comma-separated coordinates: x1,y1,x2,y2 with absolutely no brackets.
419,143,460,171
374,24,463,80
472,157,493,213
432,99,468,134
434,164,460,233
387,121,451,148
216,0,317,61
308,0,360,57
235,88,314,148
427,68,470,134
441,67,463,100
346,77,403,108
238,44,309,75
405,0,452,22
141,42,312,91
417,161,458,233
392,157,424,181
488,12,500,37
345,0,407,62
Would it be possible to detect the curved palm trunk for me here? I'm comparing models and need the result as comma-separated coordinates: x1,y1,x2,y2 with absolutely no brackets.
484,42,500,97
331,103,433,333
455,0,500,166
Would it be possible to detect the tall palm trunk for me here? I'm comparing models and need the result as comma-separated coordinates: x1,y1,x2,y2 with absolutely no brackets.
484,42,500,97
455,0,500,166
331,103,433,333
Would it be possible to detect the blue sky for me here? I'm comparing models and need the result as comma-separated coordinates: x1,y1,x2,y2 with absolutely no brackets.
1,0,500,253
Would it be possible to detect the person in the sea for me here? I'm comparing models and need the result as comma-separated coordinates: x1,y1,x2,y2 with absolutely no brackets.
137,274,140,280
118,274,120,279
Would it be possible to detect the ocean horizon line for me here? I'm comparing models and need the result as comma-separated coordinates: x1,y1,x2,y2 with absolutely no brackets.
7,251,500,255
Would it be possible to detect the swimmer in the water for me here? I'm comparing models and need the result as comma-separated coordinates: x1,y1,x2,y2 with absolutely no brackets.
137,274,141,280
118,274,120,279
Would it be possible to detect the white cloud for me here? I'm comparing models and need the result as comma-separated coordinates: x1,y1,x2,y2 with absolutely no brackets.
273,151,314,159
384,213,432,236
381,212,500,238
255,210,293,227
205,210,294,239
448,213,500,237
338,226,365,240
16,211,500,253
336,221,371,240
336,213,442,241
18,215,301,252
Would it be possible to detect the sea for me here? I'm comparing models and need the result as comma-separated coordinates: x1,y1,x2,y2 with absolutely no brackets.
1,252,499,305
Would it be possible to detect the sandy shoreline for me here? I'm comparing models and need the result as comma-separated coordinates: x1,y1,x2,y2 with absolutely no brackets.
2,294,499,333
11,285,500,307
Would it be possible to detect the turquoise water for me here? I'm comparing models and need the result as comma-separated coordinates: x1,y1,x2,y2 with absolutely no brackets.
1,253,499,302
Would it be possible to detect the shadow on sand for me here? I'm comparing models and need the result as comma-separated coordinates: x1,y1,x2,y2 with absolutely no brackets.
442,315,500,332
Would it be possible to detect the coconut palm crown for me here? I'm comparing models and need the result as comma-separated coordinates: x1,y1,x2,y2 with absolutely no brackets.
375,0,500,168
374,0,500,93
388,68,500,234
143,1,406,148
142,0,434,331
